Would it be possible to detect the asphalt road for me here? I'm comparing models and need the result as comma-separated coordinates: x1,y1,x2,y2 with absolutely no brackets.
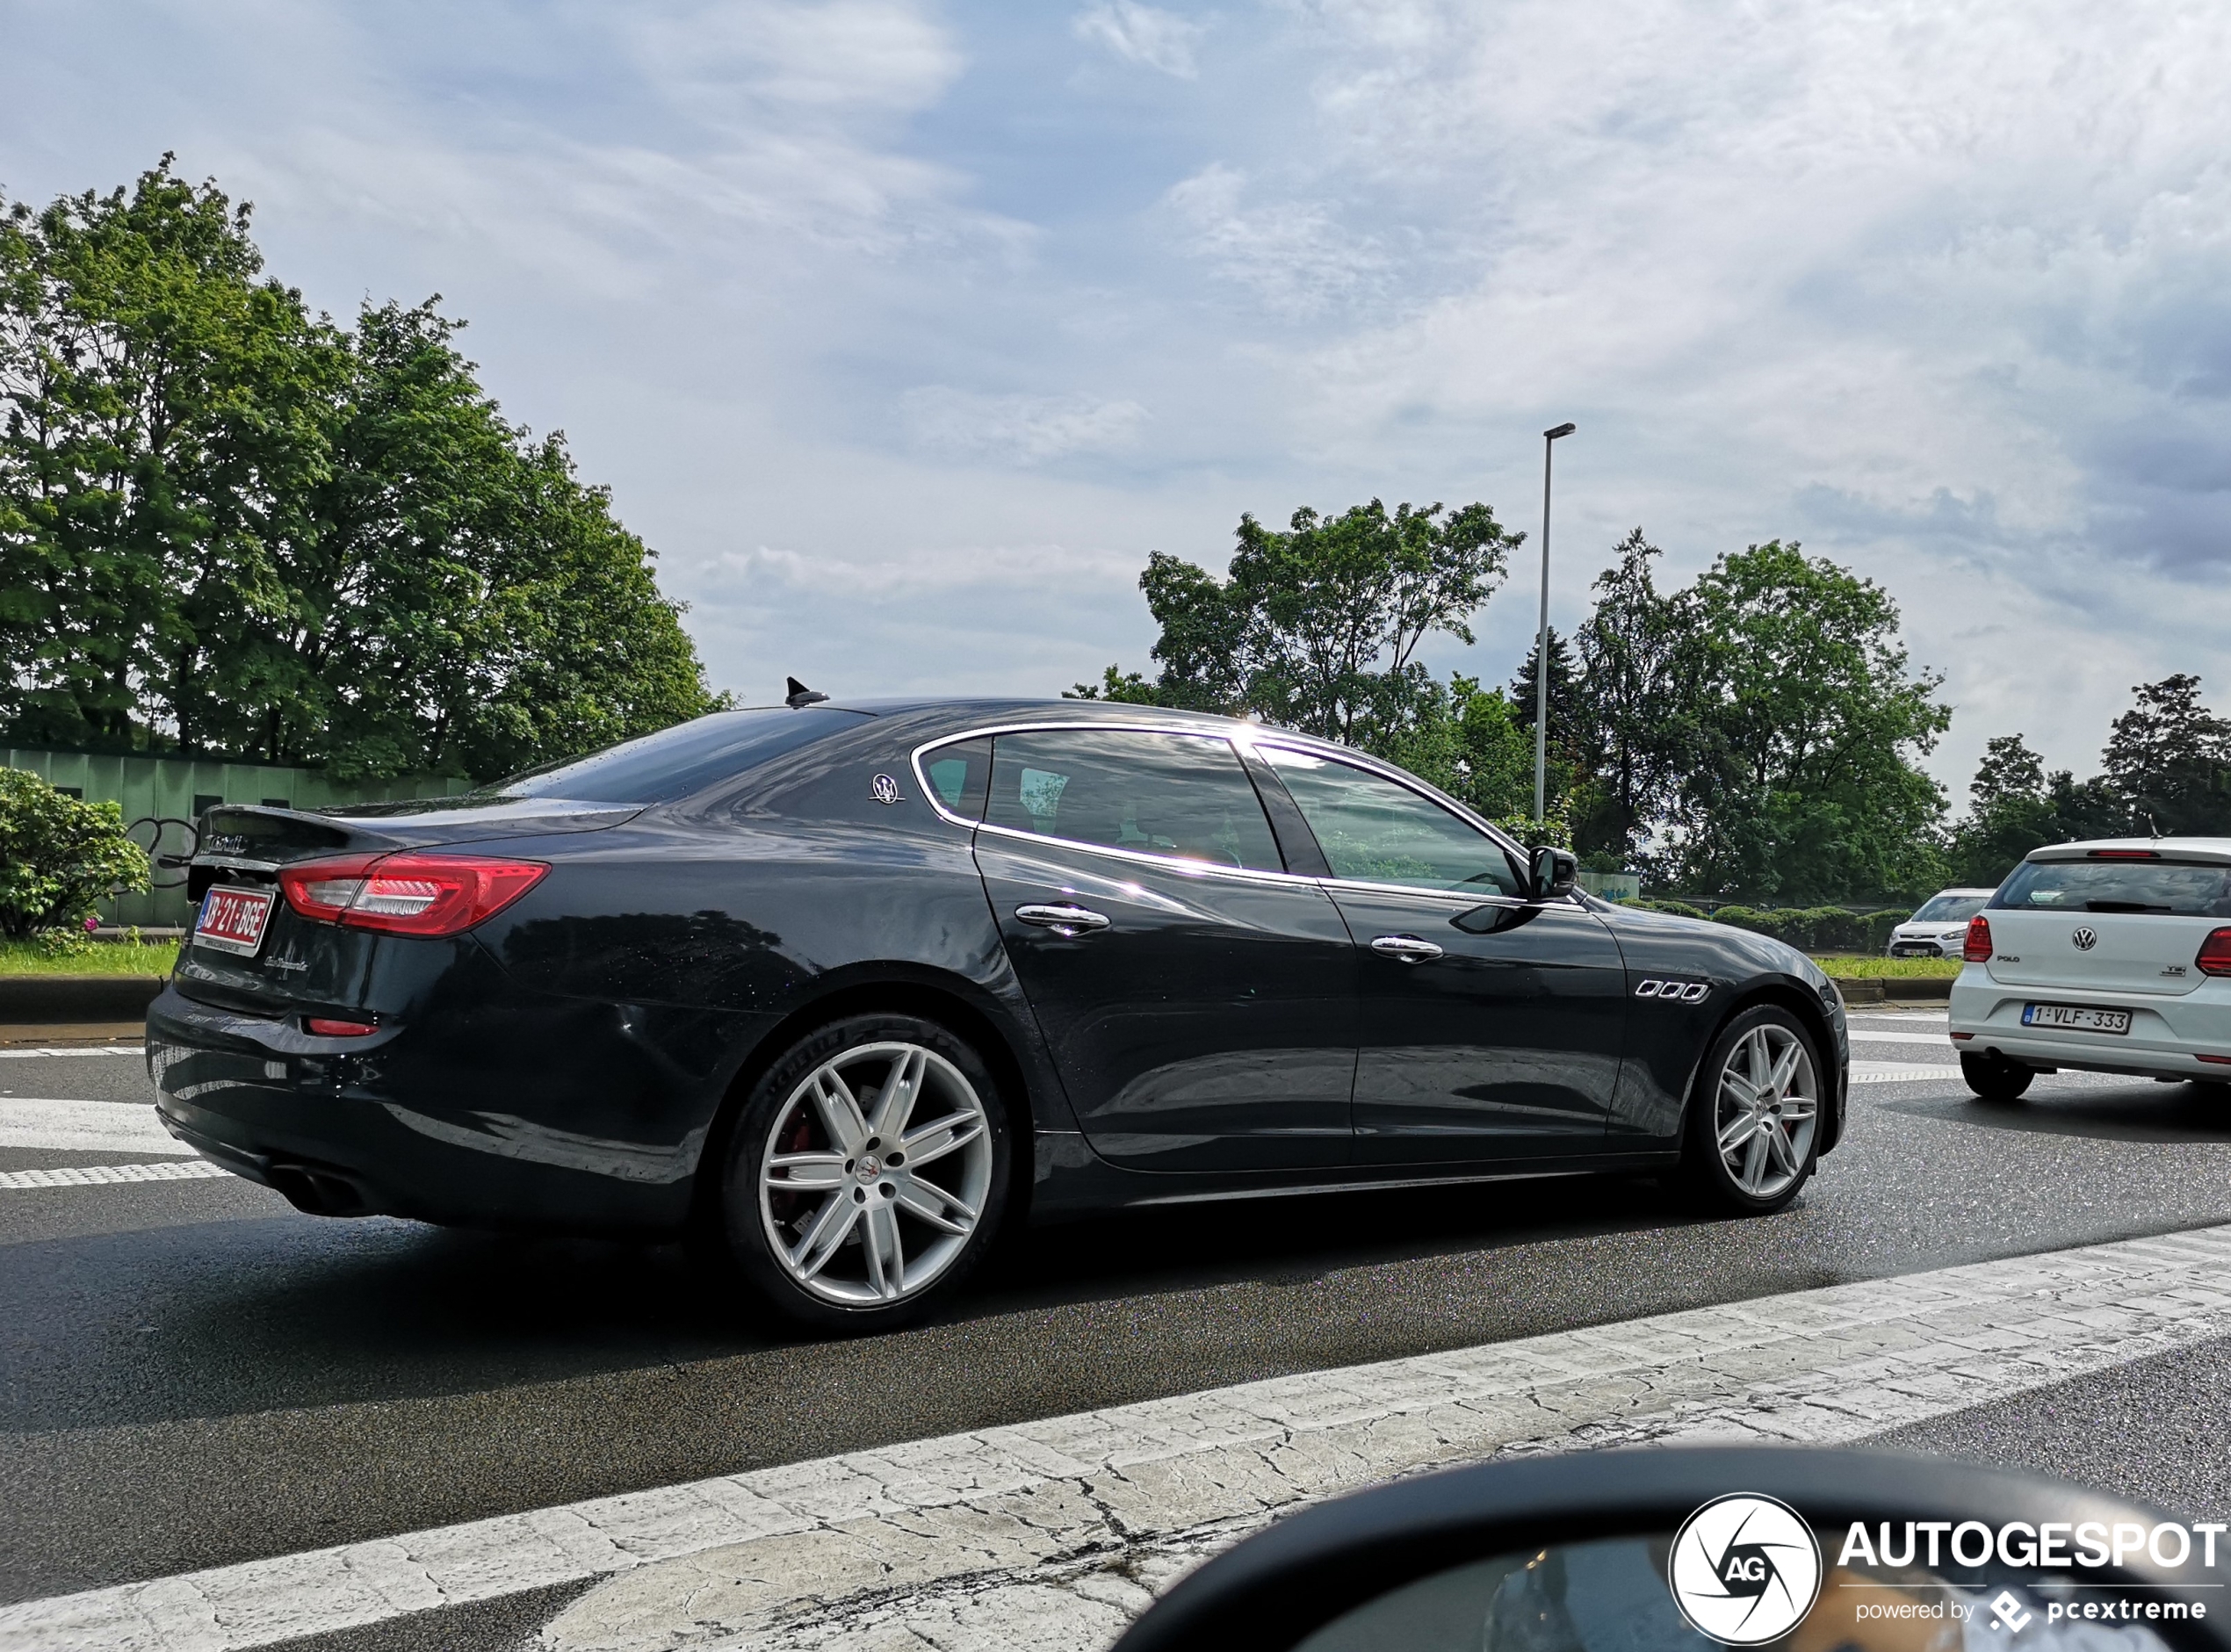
7,1011,2231,1645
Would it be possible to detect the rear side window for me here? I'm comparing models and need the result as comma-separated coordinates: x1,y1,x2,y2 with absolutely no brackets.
986,730,1284,872
1260,746,1524,897
1995,859,2231,917
488,708,868,804
922,738,993,820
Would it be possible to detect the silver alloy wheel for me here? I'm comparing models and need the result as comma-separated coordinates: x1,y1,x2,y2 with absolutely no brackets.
1713,1023,1819,1200
758,1041,993,1307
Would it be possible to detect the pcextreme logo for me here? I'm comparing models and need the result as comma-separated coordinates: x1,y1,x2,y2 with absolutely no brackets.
1667,1494,1824,1645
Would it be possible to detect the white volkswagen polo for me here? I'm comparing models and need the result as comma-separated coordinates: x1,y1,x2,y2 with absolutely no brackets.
1950,838,2231,1100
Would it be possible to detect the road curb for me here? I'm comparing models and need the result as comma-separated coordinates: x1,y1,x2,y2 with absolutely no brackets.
1831,976,1953,1005
0,976,164,1025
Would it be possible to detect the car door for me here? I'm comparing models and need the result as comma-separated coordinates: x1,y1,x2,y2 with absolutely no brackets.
1255,744,1627,1165
953,726,1359,1172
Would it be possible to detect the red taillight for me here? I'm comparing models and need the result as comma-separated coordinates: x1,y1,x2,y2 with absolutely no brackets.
1963,915,1994,963
307,1017,378,1037
279,852,548,937
2199,927,2231,978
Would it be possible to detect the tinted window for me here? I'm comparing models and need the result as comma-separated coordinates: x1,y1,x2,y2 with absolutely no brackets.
986,731,1283,871
923,737,992,820
1912,894,1989,922
1261,747,1523,896
490,708,868,804
1995,858,2231,917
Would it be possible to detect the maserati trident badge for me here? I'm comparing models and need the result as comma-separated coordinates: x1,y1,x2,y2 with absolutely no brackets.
870,774,903,805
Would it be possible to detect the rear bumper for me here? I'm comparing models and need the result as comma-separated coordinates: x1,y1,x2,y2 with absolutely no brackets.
1948,968,2231,1081
145,983,759,1236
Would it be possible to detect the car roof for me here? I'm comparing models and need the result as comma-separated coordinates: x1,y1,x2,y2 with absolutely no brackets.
1920,889,1996,898
2025,837,2231,864
824,696,1353,752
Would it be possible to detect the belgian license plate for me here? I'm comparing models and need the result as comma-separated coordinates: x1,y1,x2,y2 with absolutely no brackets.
2023,1002,2132,1035
195,886,274,956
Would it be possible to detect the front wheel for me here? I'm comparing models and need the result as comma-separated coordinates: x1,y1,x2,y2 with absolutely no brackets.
718,1014,1010,1331
1960,1050,2033,1103
1680,1006,1823,1215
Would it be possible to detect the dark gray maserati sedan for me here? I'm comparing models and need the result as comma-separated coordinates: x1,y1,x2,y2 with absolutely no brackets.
148,697,1848,1330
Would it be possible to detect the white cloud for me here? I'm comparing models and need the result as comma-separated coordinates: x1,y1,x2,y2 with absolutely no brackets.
1072,2,1205,79
1165,162,1387,319
899,387,1149,465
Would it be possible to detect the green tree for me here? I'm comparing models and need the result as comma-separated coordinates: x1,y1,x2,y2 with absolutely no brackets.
1079,497,1519,754
1659,541,1949,903
0,160,722,781
1946,735,2062,886
1568,529,1697,863
2099,675,2231,837
1506,626,1578,738
0,768,151,938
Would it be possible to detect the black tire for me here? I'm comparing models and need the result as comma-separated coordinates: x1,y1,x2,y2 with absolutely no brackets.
1679,1005,1824,1216
717,1013,1011,1332
1960,1050,2033,1102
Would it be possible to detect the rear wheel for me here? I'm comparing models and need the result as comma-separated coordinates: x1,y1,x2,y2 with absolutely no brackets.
718,1014,1010,1331
1960,1050,2033,1103
1680,1006,1822,1215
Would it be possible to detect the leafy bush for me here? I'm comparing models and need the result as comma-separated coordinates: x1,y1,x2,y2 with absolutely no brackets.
1866,908,1914,950
1708,905,1869,949
1629,898,1709,920
0,769,152,940
1805,907,1867,950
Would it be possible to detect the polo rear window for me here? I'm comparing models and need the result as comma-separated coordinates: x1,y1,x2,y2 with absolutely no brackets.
1993,859,2231,917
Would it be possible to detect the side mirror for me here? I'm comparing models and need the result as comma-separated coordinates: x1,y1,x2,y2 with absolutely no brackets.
1529,845,1578,900
1113,1446,2231,1652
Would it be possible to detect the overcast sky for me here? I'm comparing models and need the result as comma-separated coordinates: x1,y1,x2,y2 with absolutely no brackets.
8,0,2230,800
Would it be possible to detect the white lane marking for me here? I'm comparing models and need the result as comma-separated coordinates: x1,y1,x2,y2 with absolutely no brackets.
0,1099,196,1157
1847,1029,1959,1045
1850,1012,1949,1024
1850,1060,1959,1082
0,1161,228,1190
0,1046,144,1058
13,1225,2231,1652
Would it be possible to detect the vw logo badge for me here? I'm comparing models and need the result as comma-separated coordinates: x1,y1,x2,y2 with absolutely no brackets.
1666,1493,1823,1645
2072,926,2098,951
870,774,902,805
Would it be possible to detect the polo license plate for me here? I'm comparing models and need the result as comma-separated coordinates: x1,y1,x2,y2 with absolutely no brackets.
2023,1002,2131,1035
195,885,275,956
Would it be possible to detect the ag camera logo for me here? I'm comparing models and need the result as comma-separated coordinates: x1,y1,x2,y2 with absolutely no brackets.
1667,1494,1823,1645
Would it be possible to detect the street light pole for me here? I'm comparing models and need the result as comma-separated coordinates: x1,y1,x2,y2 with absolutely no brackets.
1534,422,1576,826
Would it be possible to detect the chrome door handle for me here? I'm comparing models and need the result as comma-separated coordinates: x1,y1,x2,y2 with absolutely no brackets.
1015,903,1112,937
1369,934,1444,963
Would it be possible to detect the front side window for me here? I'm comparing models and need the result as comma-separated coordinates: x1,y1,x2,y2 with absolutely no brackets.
1260,747,1524,897
1994,858,2231,917
985,730,1284,872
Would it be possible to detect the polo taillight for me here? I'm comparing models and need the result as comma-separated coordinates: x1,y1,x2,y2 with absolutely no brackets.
2199,928,2231,978
1963,915,1994,963
278,853,547,937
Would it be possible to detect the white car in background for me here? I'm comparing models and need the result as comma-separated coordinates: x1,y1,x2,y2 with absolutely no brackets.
1884,887,1996,956
1949,839,2231,1100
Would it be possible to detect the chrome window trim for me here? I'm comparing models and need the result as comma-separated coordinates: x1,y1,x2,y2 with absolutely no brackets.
908,720,1563,906
909,722,1318,891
